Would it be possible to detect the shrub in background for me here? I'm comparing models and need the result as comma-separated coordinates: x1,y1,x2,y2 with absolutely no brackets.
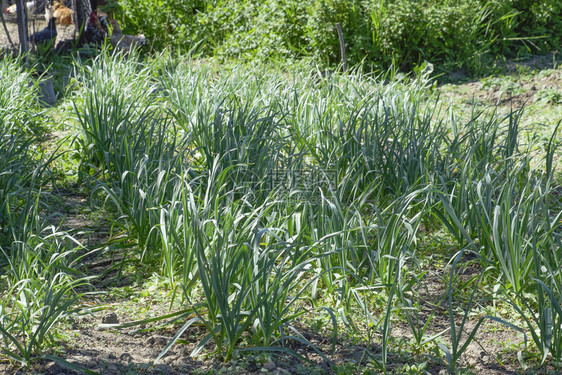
372,1,494,70
485,0,562,55
107,0,562,74
112,0,203,52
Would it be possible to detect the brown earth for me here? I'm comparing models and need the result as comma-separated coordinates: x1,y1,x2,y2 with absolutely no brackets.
440,52,561,119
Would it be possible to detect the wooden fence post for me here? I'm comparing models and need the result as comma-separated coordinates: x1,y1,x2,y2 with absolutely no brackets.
336,22,346,73
16,0,29,60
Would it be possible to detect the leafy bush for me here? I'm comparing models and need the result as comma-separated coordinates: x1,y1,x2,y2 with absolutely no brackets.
485,0,562,55
371,1,495,70
113,0,203,51
112,0,562,72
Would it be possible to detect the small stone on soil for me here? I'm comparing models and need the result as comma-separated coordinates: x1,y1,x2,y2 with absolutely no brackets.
263,361,276,371
120,352,133,362
145,335,170,346
102,312,119,324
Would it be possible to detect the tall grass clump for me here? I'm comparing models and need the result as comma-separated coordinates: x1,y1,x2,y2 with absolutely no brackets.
149,62,447,361
513,186,562,364
284,66,445,200
0,58,46,250
190,198,311,361
68,55,562,370
72,51,159,172
0,57,97,370
154,164,326,361
0,222,92,368
432,112,561,365
0,121,37,248
91,115,186,261
433,109,552,291
504,132,562,364
72,51,185,261
0,57,40,131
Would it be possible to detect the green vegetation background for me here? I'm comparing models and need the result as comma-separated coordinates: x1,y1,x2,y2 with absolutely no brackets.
108,0,562,73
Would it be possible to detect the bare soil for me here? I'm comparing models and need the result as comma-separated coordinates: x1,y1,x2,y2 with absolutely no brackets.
443,67,562,110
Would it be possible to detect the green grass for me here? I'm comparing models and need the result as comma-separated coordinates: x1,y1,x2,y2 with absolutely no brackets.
0,50,561,374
